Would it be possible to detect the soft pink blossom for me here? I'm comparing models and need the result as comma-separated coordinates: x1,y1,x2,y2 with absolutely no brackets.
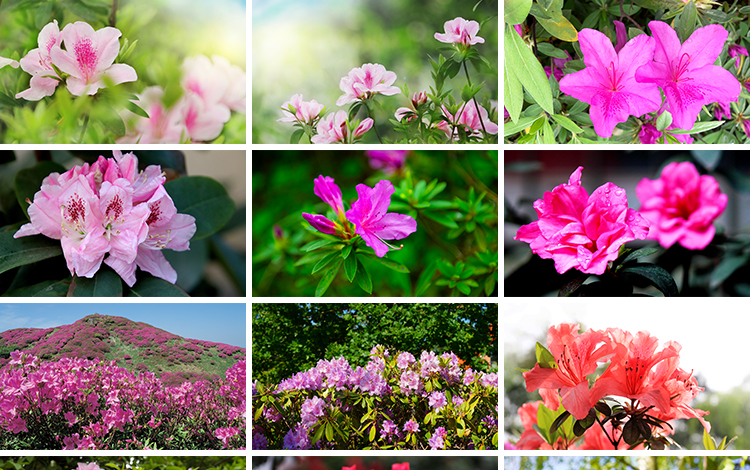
515,166,650,275
311,110,373,144
50,21,137,96
118,86,185,144
336,63,400,106
278,93,325,125
636,161,727,249
15,20,62,100
437,101,499,139
434,17,485,47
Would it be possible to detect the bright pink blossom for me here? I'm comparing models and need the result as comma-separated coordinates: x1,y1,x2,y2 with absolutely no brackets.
636,161,727,249
345,180,417,257
16,20,62,100
336,63,400,106
302,175,352,237
50,21,137,96
559,29,661,138
311,110,373,144
434,17,484,47
728,44,748,69
635,21,741,130
365,150,408,174
515,167,650,275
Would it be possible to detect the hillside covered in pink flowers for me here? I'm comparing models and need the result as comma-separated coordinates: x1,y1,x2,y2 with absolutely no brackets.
0,314,245,386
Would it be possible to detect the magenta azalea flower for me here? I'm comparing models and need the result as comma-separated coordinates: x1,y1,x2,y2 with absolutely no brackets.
365,150,408,174
302,175,353,237
50,21,137,96
635,21,741,130
636,161,727,250
311,110,373,144
336,63,400,106
434,17,485,47
16,20,61,101
559,29,662,138
729,44,748,69
515,167,650,275
345,180,417,258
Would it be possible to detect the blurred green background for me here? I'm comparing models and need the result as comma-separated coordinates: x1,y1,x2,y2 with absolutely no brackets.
252,0,498,143
252,150,498,296
252,456,498,470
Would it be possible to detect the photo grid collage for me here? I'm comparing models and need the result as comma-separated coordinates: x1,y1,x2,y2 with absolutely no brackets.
0,1,501,470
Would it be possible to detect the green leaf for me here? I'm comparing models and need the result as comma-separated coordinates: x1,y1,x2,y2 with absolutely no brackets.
342,244,353,259
504,60,524,123
534,11,578,42
316,257,343,296
301,239,341,252
126,100,150,119
355,258,373,294
504,115,541,136
127,275,189,297
550,410,571,434
415,260,437,296
703,429,716,450
541,117,555,143
71,267,123,297
0,232,63,275
325,422,334,442
709,254,749,288
619,264,679,297
535,342,558,368
677,1,697,43
344,251,358,282
14,161,67,219
701,9,731,23
290,128,304,144
618,246,659,266
364,254,410,273
311,250,342,274
422,210,458,228
164,176,235,239
505,25,554,114
2,279,70,297
551,114,583,134
655,110,672,131
669,120,724,134
34,0,52,28
504,0,532,24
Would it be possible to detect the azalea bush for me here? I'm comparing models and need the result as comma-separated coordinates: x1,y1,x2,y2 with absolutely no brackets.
0,0,245,143
504,151,750,296
252,345,498,450
253,1,497,144
505,457,749,470
0,457,246,470
506,323,727,450
253,150,498,296
252,457,498,470
0,150,245,296
0,350,246,450
504,0,750,143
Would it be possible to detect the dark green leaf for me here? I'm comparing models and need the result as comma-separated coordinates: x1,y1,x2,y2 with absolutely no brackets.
290,128,304,144
312,250,342,274
677,1,697,43
120,150,186,174
355,258,372,294
127,275,189,297
14,161,67,218
316,257,343,296
709,254,749,288
364,254,410,273
701,8,731,23
0,232,62,275
0,91,20,108
422,210,458,228
618,246,659,266
415,260,437,296
2,279,70,297
71,267,123,297
301,239,341,252
619,264,679,297
342,244,353,259
165,176,235,239
344,252,358,282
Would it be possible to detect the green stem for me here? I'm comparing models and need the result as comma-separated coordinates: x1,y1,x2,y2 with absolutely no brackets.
363,99,383,143
79,113,90,143
463,61,488,136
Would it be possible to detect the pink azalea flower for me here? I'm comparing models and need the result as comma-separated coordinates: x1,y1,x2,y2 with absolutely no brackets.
210,55,246,113
311,110,373,144
635,21,741,130
336,63,400,106
365,150,408,174
50,21,137,96
544,51,572,81
636,161,727,250
77,463,104,470
437,100,499,139
638,107,694,144
713,101,732,121
0,56,18,69
345,180,417,258
434,17,485,47
515,166,650,275
278,93,325,125
729,44,748,69
118,86,185,144
559,29,662,138
302,175,353,237
179,92,231,142
15,20,62,101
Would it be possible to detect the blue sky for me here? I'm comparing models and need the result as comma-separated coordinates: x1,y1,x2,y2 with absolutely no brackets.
0,304,246,348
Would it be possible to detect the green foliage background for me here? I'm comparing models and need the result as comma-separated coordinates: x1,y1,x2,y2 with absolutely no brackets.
252,457,497,470
0,457,245,470
506,457,748,470
252,303,498,385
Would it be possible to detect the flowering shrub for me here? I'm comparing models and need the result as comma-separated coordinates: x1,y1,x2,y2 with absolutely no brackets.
0,351,246,450
0,456,247,470
505,1,750,144
0,151,240,296
252,345,498,450
510,323,714,450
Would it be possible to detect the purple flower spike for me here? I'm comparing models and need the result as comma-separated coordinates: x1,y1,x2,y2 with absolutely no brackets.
559,29,662,138
635,21,742,130
345,180,417,258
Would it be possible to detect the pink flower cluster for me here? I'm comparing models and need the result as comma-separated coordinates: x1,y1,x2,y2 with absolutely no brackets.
303,175,416,258
516,323,709,450
14,20,137,100
434,17,485,47
0,351,246,450
252,345,498,450
120,55,245,143
14,152,196,286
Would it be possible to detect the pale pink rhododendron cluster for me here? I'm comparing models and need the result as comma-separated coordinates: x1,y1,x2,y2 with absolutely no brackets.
14,151,196,286
302,175,417,257
515,323,709,450
0,350,246,450
252,345,498,450
119,55,245,143
515,166,650,275
636,161,727,250
7,20,137,100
